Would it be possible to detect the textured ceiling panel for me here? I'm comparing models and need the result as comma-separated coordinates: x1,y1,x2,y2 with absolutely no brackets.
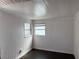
0,0,32,8
0,0,31,5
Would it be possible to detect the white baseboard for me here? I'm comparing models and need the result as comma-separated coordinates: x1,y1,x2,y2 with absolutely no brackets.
16,48,32,59
34,48,73,54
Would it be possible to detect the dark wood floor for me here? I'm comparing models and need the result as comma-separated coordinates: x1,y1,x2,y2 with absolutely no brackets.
20,49,75,59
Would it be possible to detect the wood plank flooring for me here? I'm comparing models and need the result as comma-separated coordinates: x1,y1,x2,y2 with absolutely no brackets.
20,49,75,59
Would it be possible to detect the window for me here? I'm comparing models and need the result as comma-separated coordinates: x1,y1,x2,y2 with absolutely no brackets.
34,24,45,36
24,23,30,38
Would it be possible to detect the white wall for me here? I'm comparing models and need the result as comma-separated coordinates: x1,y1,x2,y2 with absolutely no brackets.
0,11,32,59
33,17,74,54
68,0,79,59
74,11,79,59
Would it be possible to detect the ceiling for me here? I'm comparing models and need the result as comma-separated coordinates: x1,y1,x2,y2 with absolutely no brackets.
0,0,79,20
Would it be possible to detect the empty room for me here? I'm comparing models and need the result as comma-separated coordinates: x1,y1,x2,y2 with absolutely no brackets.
0,0,79,59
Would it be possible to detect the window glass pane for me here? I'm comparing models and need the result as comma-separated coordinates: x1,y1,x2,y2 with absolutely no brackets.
34,24,45,36
35,26,45,30
24,23,30,30
24,23,30,37
25,31,30,35
35,30,45,36
35,24,45,26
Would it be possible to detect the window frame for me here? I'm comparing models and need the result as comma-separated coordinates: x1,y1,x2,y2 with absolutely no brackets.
24,23,31,38
34,24,45,36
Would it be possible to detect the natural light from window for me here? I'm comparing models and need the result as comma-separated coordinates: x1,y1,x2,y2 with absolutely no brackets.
24,23,30,38
34,24,45,36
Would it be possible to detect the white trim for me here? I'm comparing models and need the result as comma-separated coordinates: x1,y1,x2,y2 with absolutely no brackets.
16,48,32,59
34,48,73,54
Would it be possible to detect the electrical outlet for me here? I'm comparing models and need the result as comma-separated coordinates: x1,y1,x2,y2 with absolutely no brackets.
19,50,22,54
